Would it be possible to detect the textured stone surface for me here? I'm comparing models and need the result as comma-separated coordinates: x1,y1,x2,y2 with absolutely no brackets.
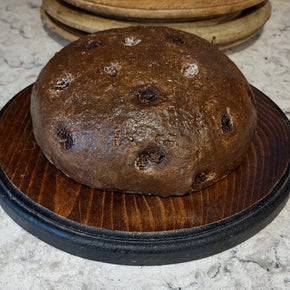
0,0,289,289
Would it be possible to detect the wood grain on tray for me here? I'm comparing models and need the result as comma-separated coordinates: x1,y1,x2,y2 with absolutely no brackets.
0,85,288,232
41,0,271,49
62,0,265,21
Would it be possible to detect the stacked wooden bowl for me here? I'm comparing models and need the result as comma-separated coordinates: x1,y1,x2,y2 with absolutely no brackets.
41,0,271,49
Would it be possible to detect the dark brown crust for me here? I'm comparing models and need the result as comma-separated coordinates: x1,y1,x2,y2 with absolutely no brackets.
30,26,257,196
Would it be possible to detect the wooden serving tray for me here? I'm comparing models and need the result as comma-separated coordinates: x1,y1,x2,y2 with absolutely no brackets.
41,0,271,50
41,8,85,42
0,85,289,265
40,9,260,50
62,0,265,21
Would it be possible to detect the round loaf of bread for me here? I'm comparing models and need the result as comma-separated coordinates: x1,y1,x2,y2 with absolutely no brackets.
31,26,257,197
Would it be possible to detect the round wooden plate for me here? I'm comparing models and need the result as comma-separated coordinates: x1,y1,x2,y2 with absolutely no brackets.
41,7,85,42
0,85,289,265
61,0,265,21
40,8,257,50
41,0,271,50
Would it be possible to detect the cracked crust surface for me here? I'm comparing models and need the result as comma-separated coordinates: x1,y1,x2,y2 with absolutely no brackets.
31,26,257,196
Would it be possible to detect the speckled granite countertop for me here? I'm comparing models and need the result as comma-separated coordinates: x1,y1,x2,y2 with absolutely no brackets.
0,1,289,289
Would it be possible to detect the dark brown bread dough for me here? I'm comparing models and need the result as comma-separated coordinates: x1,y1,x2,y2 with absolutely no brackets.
31,26,257,197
